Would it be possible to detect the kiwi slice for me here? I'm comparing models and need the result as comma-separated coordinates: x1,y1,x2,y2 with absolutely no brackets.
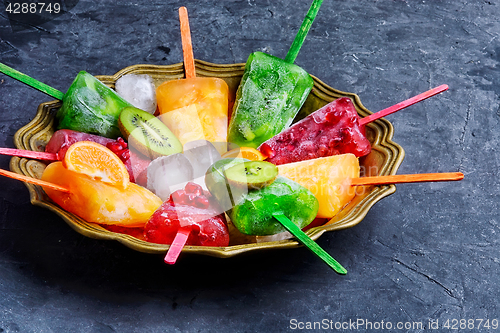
224,161,278,190
118,106,183,159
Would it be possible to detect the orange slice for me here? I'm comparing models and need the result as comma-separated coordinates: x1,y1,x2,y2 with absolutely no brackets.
221,147,265,161
63,141,129,188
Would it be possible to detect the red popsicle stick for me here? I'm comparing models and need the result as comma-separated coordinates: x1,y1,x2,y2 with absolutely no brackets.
179,7,196,79
358,84,449,126
164,228,191,264
0,147,59,161
351,172,463,186
0,168,70,193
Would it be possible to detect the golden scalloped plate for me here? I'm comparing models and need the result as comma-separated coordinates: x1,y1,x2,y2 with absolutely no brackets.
10,61,404,258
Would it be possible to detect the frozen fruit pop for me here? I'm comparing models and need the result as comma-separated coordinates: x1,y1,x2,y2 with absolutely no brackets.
42,162,162,227
278,154,359,218
0,129,151,184
40,141,162,227
0,63,133,139
260,85,449,165
156,7,229,147
260,97,370,164
227,52,313,149
145,182,229,264
57,71,132,138
205,158,319,235
227,0,325,148
205,158,347,274
279,153,464,219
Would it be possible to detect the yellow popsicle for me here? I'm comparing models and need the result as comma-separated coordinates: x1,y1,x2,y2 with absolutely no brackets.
156,77,228,146
277,154,360,218
42,162,162,227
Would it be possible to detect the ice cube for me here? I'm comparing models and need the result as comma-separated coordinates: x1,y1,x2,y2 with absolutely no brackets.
183,140,222,178
147,154,194,201
115,74,157,114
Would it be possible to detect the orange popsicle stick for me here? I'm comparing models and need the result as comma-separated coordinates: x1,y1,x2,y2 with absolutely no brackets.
179,7,196,79
0,168,70,193
359,85,449,126
351,172,464,186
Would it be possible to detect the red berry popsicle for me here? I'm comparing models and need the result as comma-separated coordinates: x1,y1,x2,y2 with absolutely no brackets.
0,129,151,185
144,182,229,263
259,85,448,165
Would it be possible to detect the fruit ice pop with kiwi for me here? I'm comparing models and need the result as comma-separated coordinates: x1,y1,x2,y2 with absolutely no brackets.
259,85,449,165
205,159,319,235
144,182,229,247
156,7,229,147
227,0,325,149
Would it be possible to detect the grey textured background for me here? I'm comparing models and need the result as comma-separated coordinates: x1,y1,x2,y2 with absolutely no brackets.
0,0,499,332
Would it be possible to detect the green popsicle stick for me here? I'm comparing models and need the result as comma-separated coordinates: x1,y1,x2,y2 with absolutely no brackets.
0,62,64,100
273,212,347,274
284,0,324,64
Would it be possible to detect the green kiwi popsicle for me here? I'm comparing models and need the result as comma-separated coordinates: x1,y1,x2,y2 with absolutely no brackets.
205,159,318,235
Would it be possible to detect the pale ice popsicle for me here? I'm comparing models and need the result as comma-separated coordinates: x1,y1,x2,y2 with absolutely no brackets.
156,77,229,146
42,162,162,227
259,97,371,165
227,52,313,149
277,154,360,218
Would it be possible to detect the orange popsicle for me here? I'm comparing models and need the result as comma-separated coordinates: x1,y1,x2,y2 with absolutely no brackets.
157,7,228,147
278,154,359,218
42,162,162,227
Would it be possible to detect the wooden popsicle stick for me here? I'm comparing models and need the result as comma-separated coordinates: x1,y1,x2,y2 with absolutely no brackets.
284,0,324,64
0,147,59,161
179,7,196,79
0,62,65,100
359,84,449,126
0,168,70,193
351,172,464,186
164,228,191,264
272,212,347,274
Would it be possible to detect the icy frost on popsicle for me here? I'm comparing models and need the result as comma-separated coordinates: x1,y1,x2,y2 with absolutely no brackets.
259,97,371,165
205,159,318,235
227,52,313,149
57,71,133,138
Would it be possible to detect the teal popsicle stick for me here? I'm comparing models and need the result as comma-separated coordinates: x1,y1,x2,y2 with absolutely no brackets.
0,62,64,100
284,0,324,64
273,212,347,274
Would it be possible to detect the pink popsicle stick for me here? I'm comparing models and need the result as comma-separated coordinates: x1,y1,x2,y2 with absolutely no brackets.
359,84,449,126
0,147,59,161
164,228,191,264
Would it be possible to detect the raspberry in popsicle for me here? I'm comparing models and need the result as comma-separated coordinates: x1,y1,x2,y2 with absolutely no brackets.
259,97,370,165
144,182,229,247
260,85,449,165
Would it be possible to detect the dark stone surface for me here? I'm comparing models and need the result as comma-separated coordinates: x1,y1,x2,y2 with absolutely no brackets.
0,0,499,332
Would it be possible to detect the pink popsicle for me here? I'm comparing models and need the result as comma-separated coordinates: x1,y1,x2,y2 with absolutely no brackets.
259,85,448,165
